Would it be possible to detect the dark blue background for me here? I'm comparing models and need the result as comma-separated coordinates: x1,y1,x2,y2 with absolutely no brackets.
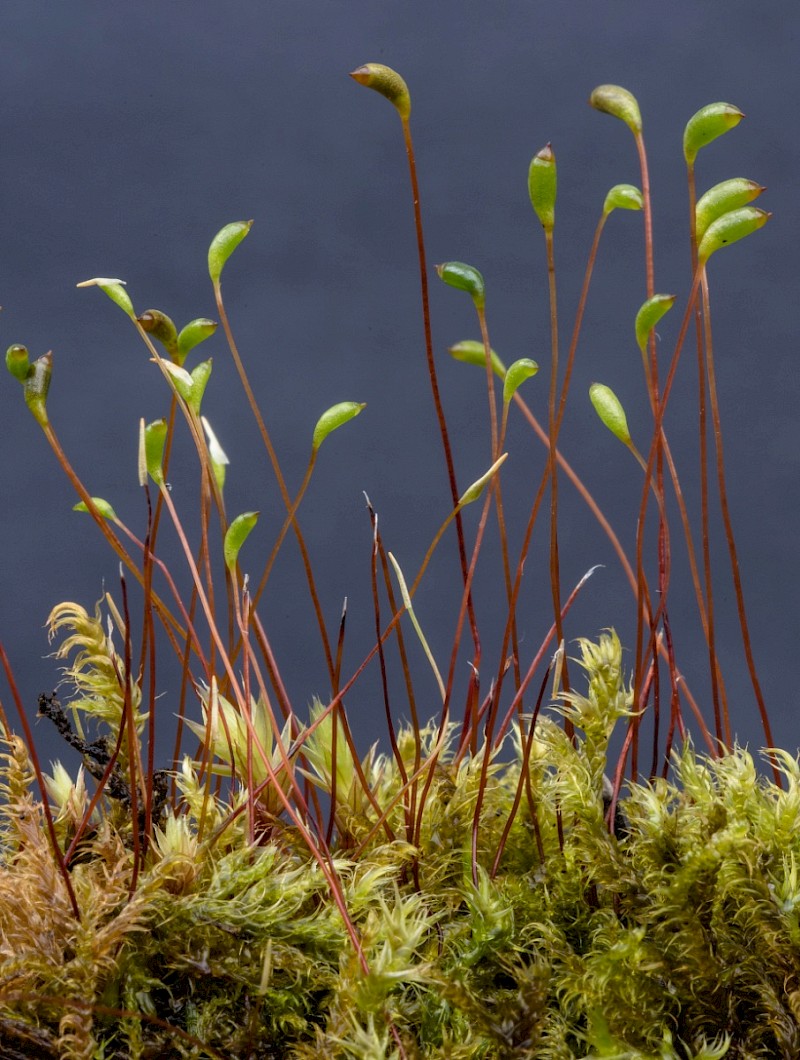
1,2,798,770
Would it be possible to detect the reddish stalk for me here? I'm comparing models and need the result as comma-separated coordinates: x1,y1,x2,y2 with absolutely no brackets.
214,285,336,687
543,229,571,719
369,500,422,841
687,161,726,744
367,504,411,824
491,664,553,878
477,307,523,691
471,564,599,883
0,644,80,919
399,114,480,662
118,573,142,897
700,271,778,777
139,485,158,849
489,206,609,730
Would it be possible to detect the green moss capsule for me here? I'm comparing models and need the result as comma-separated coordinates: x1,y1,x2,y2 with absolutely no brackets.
635,295,676,354
589,85,642,135
528,143,556,231
435,262,485,309
76,277,135,318
589,383,632,447
603,184,643,215
349,63,411,120
697,206,770,264
5,344,31,383
683,103,744,165
312,401,366,451
143,418,168,486
448,340,506,377
503,359,539,404
224,511,259,572
177,318,217,365
73,498,118,521
208,221,253,285
137,309,179,358
695,178,765,243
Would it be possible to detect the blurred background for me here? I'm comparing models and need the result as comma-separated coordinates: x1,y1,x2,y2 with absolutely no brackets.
1,1,797,770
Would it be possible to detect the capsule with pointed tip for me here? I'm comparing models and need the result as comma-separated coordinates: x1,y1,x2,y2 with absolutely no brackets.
683,103,744,165
349,63,411,120
312,401,366,451
208,221,253,285
695,178,765,244
528,144,556,231
697,206,770,264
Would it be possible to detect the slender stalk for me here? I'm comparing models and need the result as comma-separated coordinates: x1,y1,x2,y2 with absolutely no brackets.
700,272,778,777
490,208,608,724
367,506,411,817
140,485,158,850
543,229,571,714
399,115,480,660
490,663,551,877
687,160,725,744
118,573,142,897
0,645,80,919
214,284,335,686
369,499,421,840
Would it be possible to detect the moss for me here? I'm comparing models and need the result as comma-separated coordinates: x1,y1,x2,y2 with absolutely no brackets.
2,632,800,1057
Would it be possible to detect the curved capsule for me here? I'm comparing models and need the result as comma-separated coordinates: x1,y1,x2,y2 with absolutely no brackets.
208,221,253,285
503,359,539,404
635,294,676,354
435,262,485,309
589,85,642,135
697,206,770,264
603,184,644,215
177,318,218,365
224,511,259,573
73,498,118,521
349,63,411,120
448,340,506,377
137,309,178,358
683,103,744,165
695,178,765,243
312,401,366,451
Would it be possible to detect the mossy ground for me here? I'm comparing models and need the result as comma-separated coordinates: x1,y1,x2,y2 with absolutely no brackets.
1,633,798,1059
